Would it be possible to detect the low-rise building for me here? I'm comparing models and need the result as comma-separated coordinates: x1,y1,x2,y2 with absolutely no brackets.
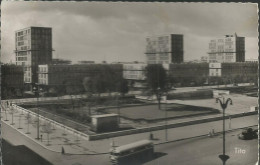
123,63,170,88
201,56,208,63
38,64,123,93
91,114,119,133
209,63,222,77
1,64,24,98
123,63,146,80
168,63,209,86
221,62,258,84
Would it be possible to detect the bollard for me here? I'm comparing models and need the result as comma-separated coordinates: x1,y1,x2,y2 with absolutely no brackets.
61,146,65,154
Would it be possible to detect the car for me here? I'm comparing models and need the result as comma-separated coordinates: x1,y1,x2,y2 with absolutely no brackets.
238,128,258,140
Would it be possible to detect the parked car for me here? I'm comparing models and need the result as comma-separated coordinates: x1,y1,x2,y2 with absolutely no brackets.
238,128,258,140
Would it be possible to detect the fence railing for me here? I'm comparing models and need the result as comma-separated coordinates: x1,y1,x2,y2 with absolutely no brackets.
12,104,89,140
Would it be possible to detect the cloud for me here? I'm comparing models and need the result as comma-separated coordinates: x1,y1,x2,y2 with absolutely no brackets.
1,2,258,64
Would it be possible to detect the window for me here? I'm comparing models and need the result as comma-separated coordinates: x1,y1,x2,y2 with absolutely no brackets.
18,41,24,46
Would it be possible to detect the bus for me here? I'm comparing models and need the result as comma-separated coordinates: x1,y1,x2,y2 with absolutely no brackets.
110,139,154,165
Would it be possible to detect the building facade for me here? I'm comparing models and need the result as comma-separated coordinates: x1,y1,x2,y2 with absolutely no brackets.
15,27,53,86
201,56,208,63
209,63,222,77
221,62,258,84
168,63,209,86
145,34,183,64
208,34,245,63
38,64,123,92
123,63,146,81
1,65,24,98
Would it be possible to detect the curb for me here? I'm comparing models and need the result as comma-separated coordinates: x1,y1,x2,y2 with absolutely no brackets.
88,112,257,140
2,118,257,156
2,120,104,155
154,124,258,146
2,120,60,153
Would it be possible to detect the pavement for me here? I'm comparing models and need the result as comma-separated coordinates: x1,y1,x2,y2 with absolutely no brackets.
1,84,257,155
7,83,254,104
2,121,257,165
145,127,258,165
164,93,257,114
1,100,258,155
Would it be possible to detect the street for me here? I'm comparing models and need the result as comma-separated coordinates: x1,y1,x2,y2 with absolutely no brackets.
3,122,257,165
2,112,257,165
145,128,258,165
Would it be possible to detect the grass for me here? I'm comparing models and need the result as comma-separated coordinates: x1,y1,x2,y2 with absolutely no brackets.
21,97,144,125
102,103,220,121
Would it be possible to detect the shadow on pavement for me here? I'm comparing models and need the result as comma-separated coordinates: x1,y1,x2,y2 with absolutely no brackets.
2,139,53,165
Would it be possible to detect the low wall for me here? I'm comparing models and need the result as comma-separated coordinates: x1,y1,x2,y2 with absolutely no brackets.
88,111,257,141
213,90,230,97
167,90,213,100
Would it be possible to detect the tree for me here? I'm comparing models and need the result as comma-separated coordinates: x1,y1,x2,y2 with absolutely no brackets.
2,101,9,121
41,122,53,146
85,65,122,96
9,103,18,125
117,78,129,96
83,77,95,115
145,64,167,109
65,81,77,111
83,77,94,93
25,112,33,134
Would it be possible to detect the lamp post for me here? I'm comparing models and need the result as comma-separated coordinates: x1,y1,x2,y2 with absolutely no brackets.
165,92,168,141
216,96,233,165
116,91,120,124
33,85,43,140
10,102,15,125
3,103,9,121
157,87,163,110
158,86,168,140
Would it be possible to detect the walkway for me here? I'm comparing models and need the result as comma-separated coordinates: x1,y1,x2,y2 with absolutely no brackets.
1,100,257,155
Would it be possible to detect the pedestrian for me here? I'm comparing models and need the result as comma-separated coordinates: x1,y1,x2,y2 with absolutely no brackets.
61,146,65,154
149,132,154,140
208,131,212,137
229,117,231,129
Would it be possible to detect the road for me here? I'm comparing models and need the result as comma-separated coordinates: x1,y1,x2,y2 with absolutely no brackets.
145,128,258,165
3,122,257,165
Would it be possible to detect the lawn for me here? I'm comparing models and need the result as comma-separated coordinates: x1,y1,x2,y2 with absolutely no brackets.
21,96,144,125
102,103,220,122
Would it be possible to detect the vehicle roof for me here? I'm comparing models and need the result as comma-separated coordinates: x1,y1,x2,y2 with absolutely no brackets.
91,114,118,118
113,140,153,153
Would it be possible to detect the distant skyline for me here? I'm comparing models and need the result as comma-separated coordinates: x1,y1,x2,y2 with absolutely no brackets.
1,2,258,64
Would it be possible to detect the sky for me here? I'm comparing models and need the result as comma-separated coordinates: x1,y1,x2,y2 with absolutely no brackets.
1,2,258,64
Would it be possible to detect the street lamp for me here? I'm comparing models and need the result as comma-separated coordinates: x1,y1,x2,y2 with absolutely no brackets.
10,102,15,125
33,85,43,140
116,91,121,124
157,87,163,110
164,91,168,141
3,102,9,121
216,96,233,165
